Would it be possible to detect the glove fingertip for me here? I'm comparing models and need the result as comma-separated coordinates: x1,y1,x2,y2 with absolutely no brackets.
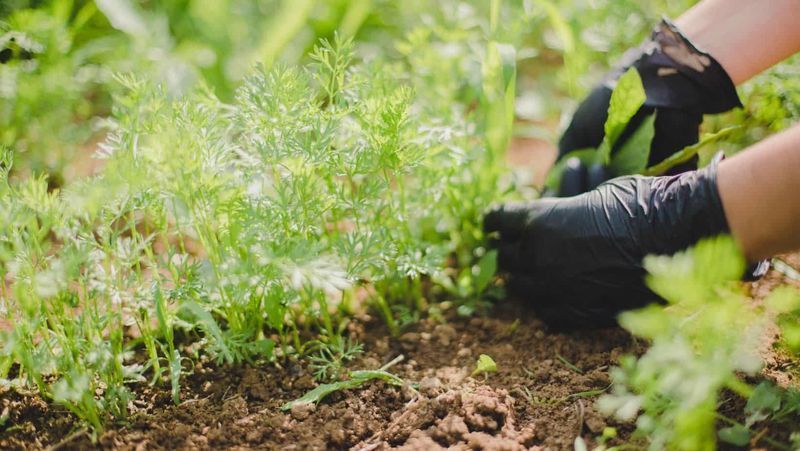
559,157,588,197
586,163,612,191
482,205,507,234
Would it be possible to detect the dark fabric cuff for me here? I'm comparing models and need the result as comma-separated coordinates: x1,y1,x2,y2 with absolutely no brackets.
610,18,743,114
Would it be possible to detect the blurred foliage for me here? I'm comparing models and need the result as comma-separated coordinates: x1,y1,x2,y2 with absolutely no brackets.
599,237,800,450
1,0,800,444
0,0,704,181
4,0,798,181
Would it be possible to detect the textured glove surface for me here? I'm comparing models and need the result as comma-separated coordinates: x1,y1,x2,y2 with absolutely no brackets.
485,165,729,329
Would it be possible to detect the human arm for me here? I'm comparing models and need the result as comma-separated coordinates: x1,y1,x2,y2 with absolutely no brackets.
676,0,800,85
719,123,800,261
553,0,800,196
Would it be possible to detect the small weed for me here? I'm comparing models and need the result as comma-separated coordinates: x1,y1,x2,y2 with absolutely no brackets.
308,338,364,383
283,354,405,411
281,369,403,412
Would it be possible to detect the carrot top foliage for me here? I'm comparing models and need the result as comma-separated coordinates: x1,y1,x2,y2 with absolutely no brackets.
0,18,516,434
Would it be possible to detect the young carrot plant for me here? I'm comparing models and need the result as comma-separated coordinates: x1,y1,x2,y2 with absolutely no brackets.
0,18,516,432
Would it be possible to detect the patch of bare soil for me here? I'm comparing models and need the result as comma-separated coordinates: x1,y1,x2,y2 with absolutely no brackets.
506,136,557,187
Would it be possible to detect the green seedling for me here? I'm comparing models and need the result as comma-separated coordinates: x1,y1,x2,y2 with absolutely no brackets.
308,338,364,383
472,354,498,377
281,369,404,412
282,355,405,411
556,353,583,374
718,382,800,448
0,406,9,428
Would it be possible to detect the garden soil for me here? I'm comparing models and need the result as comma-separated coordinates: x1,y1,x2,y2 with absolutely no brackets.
1,141,798,450
0,299,645,450
2,254,799,451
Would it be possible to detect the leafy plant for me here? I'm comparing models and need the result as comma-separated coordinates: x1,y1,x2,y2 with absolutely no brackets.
598,236,800,450
0,5,104,183
0,5,518,433
309,337,364,382
717,382,800,447
768,285,800,355
597,236,762,450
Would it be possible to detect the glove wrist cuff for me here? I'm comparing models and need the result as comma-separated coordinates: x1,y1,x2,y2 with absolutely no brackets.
655,163,770,279
613,18,742,114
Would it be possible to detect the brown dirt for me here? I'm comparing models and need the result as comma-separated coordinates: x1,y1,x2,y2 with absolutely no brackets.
2,266,799,451
0,298,644,451
506,136,557,187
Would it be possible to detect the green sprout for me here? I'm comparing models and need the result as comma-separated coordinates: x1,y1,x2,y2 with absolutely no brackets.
472,354,498,377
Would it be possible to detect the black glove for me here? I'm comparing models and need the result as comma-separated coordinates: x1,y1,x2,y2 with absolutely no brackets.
485,164,736,329
554,18,742,197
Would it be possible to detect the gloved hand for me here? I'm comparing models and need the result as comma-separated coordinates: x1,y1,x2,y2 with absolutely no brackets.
554,18,742,197
485,164,738,329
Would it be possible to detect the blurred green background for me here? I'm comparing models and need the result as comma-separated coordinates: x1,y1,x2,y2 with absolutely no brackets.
1,0,797,185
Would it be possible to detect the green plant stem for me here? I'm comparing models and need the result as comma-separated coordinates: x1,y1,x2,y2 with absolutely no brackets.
642,126,740,176
725,378,754,399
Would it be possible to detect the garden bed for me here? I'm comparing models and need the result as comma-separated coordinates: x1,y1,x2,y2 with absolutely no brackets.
2,256,798,450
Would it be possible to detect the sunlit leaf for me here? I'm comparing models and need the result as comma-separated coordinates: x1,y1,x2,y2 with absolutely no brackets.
598,68,646,164
610,114,654,176
474,250,498,293
745,382,782,425
718,425,750,446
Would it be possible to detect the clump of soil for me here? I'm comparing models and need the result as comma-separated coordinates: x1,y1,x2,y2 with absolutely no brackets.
358,381,537,450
